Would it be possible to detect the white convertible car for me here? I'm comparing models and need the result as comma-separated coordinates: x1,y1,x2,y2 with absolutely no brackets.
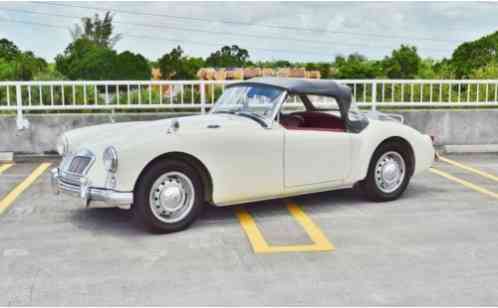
52,78,435,232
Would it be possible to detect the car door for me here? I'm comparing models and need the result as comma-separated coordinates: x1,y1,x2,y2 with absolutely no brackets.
280,95,352,188
284,129,352,187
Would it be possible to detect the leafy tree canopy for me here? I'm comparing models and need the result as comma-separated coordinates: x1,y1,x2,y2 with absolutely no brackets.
70,11,122,48
158,46,204,80
470,60,498,79
206,45,250,68
55,38,150,80
0,38,20,61
115,51,151,80
334,53,382,78
382,45,421,79
451,31,498,78
13,51,48,80
0,38,48,80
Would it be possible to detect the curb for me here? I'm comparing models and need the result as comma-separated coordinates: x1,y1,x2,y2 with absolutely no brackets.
0,152,60,163
441,144,498,155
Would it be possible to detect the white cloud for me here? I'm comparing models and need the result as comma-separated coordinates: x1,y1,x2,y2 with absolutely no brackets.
0,1,497,62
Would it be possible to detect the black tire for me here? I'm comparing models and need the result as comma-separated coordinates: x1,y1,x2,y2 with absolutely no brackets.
134,159,205,233
361,141,412,202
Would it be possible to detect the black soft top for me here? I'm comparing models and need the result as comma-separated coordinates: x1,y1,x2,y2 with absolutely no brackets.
228,77,351,101
227,77,368,132
227,77,368,133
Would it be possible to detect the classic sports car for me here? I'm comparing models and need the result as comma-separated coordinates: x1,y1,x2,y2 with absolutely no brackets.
51,78,435,232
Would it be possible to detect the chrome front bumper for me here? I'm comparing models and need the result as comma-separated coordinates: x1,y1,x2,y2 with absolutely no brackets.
50,168,132,210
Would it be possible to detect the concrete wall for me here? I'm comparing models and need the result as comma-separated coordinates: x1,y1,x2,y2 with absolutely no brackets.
397,110,498,146
1,110,498,153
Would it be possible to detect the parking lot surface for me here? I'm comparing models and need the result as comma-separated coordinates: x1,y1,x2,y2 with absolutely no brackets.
0,154,497,305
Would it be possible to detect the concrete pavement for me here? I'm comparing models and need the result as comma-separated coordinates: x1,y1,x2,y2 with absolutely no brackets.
0,154,497,305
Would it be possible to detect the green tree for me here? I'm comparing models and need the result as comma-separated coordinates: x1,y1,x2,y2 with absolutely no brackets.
317,63,332,79
55,38,117,80
416,58,437,79
115,51,151,80
470,60,498,79
157,46,183,79
0,58,15,80
382,45,421,79
432,58,456,79
451,31,498,78
334,54,382,78
12,51,47,80
70,12,122,48
0,38,20,61
254,60,292,68
206,45,250,67
157,46,204,80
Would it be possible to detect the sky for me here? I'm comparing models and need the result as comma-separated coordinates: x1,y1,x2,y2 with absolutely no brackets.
0,1,497,63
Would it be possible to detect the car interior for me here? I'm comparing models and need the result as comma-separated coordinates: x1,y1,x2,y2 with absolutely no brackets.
279,94,346,132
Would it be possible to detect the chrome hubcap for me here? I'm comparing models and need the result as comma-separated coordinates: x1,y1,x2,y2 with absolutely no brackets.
374,151,406,194
149,172,194,223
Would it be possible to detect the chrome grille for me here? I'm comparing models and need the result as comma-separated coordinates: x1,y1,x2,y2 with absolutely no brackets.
68,156,91,174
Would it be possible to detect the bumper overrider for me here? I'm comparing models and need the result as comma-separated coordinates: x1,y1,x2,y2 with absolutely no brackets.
51,167,133,210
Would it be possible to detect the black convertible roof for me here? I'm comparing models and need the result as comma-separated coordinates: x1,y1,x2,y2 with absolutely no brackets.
227,77,351,101
226,77,369,133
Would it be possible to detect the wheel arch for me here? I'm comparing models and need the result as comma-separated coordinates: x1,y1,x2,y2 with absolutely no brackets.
134,151,213,204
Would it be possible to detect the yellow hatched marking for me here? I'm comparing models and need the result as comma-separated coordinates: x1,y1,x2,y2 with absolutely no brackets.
0,163,51,215
439,156,498,183
0,164,14,175
236,200,335,254
430,167,498,200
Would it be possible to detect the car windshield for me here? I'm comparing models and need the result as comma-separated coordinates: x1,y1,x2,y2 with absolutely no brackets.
211,85,285,122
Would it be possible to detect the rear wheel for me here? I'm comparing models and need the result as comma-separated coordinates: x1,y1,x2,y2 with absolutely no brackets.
134,160,204,233
361,142,411,201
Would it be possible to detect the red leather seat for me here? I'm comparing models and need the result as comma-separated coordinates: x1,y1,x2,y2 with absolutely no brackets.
280,114,304,129
287,111,346,132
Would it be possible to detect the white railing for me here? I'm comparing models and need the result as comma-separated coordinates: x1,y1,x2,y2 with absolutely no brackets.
1,79,498,129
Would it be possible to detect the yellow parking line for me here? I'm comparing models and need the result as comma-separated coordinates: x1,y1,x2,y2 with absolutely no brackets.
430,167,498,200
0,163,14,175
439,156,498,183
0,162,51,215
236,200,335,254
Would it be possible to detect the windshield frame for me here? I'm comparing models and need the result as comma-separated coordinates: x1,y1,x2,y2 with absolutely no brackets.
210,84,287,128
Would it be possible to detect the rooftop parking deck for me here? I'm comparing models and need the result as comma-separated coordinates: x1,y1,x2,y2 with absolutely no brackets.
0,154,497,305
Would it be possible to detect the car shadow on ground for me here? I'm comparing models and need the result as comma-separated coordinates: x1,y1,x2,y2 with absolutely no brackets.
67,182,432,236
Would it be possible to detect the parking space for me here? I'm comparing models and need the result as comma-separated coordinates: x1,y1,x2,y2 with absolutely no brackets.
0,154,497,305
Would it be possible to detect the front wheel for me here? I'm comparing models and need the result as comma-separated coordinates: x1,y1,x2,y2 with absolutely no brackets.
134,160,205,233
361,142,411,202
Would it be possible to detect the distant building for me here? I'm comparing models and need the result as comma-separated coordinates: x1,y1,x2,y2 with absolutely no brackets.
196,67,322,80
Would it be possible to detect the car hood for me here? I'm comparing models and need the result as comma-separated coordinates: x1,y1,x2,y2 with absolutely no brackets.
64,113,261,154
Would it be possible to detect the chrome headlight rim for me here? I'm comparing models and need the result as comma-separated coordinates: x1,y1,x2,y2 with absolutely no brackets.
103,146,118,173
56,135,69,156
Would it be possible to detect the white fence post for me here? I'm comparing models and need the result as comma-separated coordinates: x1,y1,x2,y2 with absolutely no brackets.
200,81,206,114
15,84,29,130
371,80,377,111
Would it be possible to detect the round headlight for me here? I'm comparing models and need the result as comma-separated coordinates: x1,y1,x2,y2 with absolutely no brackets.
56,135,68,156
103,146,118,173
